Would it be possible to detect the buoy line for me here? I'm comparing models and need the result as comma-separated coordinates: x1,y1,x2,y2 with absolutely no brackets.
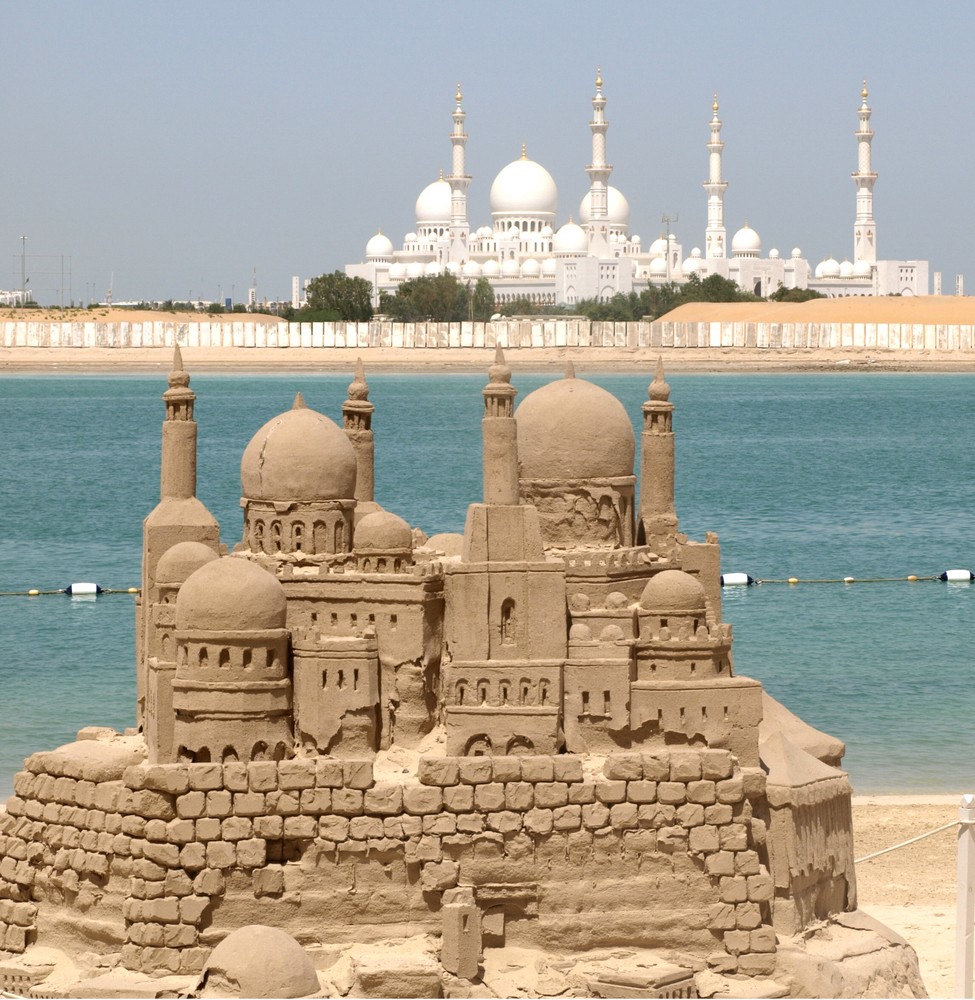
0,584,140,598
721,570,975,587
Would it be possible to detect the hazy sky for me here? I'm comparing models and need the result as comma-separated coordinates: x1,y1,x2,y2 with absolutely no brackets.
3,2,971,304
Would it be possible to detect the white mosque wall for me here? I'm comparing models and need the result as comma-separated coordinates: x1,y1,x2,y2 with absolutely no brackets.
3,318,975,352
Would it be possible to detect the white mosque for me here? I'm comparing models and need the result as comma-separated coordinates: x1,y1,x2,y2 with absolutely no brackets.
345,75,930,308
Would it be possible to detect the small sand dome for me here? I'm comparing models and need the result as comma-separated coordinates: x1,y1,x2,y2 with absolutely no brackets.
240,396,356,502
640,569,706,611
354,510,413,551
197,924,319,998
517,377,635,481
156,541,219,587
426,532,465,557
177,558,287,632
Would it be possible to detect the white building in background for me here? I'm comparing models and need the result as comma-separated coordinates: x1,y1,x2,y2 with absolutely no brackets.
346,76,933,307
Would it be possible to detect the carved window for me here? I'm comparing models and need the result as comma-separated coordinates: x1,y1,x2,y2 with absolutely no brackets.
293,523,303,551
539,680,550,705
477,680,489,705
500,681,510,705
271,521,282,551
500,598,516,645
314,522,328,553
603,690,611,716
218,649,230,669
198,647,208,668
253,520,265,552
456,681,467,705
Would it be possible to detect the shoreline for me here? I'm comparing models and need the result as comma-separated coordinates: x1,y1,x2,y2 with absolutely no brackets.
5,345,975,374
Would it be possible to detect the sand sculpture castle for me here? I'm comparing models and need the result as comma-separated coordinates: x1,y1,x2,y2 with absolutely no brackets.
0,349,920,997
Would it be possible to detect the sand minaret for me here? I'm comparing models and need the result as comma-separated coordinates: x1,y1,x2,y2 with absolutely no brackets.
160,343,198,500
342,357,375,503
639,358,678,551
481,344,519,505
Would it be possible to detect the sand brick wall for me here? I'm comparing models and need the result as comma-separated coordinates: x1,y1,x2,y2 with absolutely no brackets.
3,318,975,352
0,746,775,977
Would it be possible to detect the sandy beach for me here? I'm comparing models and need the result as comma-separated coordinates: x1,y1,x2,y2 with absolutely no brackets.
4,344,975,374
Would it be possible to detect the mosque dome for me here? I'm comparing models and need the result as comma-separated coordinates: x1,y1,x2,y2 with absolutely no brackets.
579,185,630,227
415,178,452,224
404,232,418,243
769,248,780,260
461,260,482,278
639,569,706,612
177,558,287,633
365,232,394,259
853,259,873,277
240,396,356,503
682,254,701,274
406,262,424,279
445,260,460,275
648,236,669,258
732,225,761,257
791,247,803,259
839,259,854,277
425,261,442,276
819,256,841,278
354,510,413,552
506,226,521,240
517,376,635,481
157,542,219,587
388,263,406,281
521,258,541,277
482,259,501,277
490,155,558,217
501,258,520,277
541,258,557,276
553,220,588,255
540,225,554,238
649,257,668,276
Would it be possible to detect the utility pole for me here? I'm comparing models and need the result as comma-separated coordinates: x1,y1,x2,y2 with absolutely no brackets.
20,236,27,307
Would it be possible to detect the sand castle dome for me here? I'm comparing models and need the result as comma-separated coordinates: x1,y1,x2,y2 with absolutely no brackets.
176,557,287,632
196,924,319,998
240,394,356,502
640,569,706,611
156,541,219,587
354,510,413,552
516,375,635,481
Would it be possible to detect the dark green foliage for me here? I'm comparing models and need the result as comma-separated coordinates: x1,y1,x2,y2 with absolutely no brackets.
304,271,374,322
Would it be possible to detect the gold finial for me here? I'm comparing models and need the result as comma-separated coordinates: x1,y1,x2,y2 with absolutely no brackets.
521,143,527,160
595,67,602,90
713,93,719,114
861,79,868,101
456,82,463,103
439,167,444,181
568,213,574,224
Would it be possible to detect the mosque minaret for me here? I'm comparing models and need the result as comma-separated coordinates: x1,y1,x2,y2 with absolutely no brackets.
852,80,877,265
704,95,728,260
448,83,471,263
346,75,930,302
584,68,612,257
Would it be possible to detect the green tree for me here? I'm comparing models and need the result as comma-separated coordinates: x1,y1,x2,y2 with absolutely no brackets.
471,277,495,322
379,273,469,322
305,271,374,322
768,285,825,302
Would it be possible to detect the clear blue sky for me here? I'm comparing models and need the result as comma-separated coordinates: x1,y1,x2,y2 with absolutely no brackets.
2,1,971,304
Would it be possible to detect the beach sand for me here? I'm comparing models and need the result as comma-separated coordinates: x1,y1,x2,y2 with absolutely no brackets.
3,344,975,374
852,795,962,998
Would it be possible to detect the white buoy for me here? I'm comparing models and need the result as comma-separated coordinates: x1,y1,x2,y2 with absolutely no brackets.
720,573,755,586
64,582,102,595
940,569,974,582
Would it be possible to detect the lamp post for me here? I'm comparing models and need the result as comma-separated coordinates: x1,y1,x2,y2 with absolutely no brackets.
20,235,27,307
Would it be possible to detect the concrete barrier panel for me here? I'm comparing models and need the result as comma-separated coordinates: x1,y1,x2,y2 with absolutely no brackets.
853,323,864,348
449,323,461,348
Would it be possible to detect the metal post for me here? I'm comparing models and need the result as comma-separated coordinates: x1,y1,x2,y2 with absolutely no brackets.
957,794,975,998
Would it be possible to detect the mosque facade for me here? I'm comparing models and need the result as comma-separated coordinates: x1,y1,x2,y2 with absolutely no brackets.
346,76,930,307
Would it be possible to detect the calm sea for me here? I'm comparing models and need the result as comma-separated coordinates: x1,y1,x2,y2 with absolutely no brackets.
1,369,973,799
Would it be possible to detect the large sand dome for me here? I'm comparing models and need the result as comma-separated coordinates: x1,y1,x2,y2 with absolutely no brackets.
156,541,219,587
640,569,706,611
176,557,287,632
516,376,635,481
240,395,356,502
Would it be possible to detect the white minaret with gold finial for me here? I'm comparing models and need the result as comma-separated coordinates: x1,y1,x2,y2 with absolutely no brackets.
853,80,877,265
585,68,612,257
448,83,471,263
704,95,728,260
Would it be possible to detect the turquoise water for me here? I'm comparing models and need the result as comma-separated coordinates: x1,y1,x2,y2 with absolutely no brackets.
1,370,973,798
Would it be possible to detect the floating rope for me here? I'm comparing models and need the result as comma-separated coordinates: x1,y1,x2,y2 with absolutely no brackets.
0,585,139,598
722,570,973,586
